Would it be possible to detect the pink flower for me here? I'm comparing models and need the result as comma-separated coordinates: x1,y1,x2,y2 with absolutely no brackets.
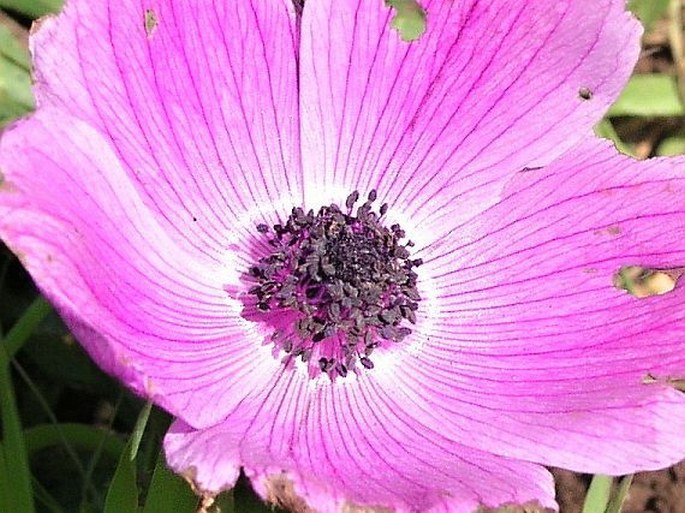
1,0,684,511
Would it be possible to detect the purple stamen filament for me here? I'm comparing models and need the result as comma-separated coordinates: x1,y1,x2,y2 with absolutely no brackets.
248,190,422,378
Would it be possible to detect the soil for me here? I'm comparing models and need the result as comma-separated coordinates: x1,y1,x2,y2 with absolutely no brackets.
483,464,685,513
553,464,685,513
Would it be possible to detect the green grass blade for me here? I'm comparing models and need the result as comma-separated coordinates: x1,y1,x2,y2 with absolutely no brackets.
0,0,63,18
0,441,11,513
0,361,35,513
11,356,104,500
31,476,66,513
582,474,613,513
23,423,125,461
141,450,199,513
0,296,52,365
103,437,138,513
608,74,685,117
130,400,152,462
606,474,634,513
0,296,48,513
81,391,122,511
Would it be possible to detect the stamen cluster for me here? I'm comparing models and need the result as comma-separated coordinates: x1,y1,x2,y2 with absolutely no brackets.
249,190,422,378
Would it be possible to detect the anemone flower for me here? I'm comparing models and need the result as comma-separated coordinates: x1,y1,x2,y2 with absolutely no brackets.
1,0,685,511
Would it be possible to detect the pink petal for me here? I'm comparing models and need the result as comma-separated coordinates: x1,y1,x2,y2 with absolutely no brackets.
164,371,556,512
30,0,302,257
404,138,685,473
0,110,283,428
299,0,640,237
1,0,302,428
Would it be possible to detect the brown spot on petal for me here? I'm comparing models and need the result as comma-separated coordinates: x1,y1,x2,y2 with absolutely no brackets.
29,12,56,37
478,500,555,513
144,376,156,396
263,473,313,513
342,503,392,513
179,466,200,492
578,87,593,100
263,474,392,513
0,169,16,192
642,373,685,391
144,9,158,38
594,225,621,236
177,465,220,512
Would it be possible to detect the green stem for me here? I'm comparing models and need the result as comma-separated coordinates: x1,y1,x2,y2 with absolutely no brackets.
606,474,634,513
0,362,35,513
0,296,52,365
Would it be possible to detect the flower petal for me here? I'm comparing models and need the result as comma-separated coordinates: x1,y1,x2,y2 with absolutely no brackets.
406,138,685,473
30,0,302,256
299,0,640,238
0,110,282,428
165,371,556,513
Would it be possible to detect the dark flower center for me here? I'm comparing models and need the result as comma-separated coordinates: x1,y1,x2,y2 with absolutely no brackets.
248,190,422,378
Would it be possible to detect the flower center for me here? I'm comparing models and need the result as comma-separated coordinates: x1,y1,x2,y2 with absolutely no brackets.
248,190,422,379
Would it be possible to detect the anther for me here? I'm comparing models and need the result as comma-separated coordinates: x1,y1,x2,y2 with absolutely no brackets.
360,357,375,369
345,190,360,210
248,190,422,379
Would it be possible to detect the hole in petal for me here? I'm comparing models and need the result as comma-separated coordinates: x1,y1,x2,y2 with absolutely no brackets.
386,0,427,42
642,373,685,392
144,9,158,38
613,265,682,298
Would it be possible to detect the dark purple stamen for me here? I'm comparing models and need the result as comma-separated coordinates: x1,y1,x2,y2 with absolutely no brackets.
249,190,422,378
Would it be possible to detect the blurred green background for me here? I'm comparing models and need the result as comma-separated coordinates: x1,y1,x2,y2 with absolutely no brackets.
0,1,684,513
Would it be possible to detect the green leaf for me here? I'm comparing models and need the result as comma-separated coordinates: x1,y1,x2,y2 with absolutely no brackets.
0,0,63,19
213,490,235,513
103,437,138,513
0,441,11,513
606,474,634,513
22,328,116,396
385,0,426,42
0,298,50,513
582,474,613,513
31,476,66,513
233,476,273,513
0,361,35,513
628,0,669,30
129,400,152,462
656,135,685,156
0,19,33,127
23,423,125,462
0,296,52,366
608,74,685,117
141,450,198,513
